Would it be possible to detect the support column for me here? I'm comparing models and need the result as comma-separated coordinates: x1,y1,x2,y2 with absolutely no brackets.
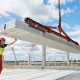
28,53,31,66
54,53,56,66
42,45,46,68
66,52,70,65
28,44,35,66
41,32,47,69
12,47,18,65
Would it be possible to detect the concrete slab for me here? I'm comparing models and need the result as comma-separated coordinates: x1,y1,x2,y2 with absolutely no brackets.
57,72,80,80
1,69,74,80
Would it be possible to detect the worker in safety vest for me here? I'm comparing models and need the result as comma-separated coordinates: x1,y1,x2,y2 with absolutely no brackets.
0,37,17,74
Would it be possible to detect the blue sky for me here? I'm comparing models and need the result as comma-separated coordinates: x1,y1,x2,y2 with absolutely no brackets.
0,0,80,61
42,0,80,40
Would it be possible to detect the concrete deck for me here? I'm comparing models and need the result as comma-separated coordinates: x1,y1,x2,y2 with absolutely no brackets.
57,72,80,80
1,69,74,80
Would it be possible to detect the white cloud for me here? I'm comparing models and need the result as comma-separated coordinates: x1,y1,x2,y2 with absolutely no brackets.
0,0,16,14
68,25,80,37
66,24,80,44
70,30,80,36
12,0,32,17
4,0,60,20
0,0,75,22
25,0,75,21
0,0,31,17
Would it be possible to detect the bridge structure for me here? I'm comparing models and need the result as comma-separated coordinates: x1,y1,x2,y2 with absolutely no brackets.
0,21,80,67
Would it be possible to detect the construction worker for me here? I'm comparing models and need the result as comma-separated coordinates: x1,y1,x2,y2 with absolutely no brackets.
0,37,17,74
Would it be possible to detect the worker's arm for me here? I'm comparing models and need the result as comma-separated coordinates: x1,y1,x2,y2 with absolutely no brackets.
7,38,17,46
